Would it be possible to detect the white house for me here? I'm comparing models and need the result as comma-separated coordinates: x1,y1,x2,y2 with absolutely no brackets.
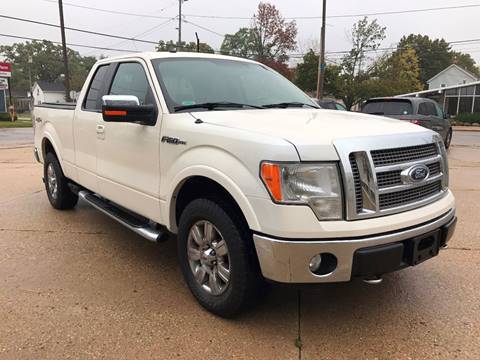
427,64,479,90
32,81,66,105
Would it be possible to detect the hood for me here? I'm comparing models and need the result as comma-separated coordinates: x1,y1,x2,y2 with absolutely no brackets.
192,109,429,160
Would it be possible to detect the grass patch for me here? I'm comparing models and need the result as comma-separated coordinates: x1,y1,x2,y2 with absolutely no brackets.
0,118,32,128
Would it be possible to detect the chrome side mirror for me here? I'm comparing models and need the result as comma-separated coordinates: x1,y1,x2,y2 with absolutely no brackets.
101,95,156,126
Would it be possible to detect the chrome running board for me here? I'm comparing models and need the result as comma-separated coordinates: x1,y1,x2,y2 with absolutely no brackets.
78,190,164,242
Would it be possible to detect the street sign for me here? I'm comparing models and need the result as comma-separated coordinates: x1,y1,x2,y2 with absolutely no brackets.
0,62,12,78
0,78,8,90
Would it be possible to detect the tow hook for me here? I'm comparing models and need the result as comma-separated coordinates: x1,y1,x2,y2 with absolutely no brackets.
441,244,449,250
362,276,383,285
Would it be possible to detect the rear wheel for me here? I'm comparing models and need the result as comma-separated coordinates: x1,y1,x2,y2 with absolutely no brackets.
44,152,78,210
177,198,263,317
444,129,452,149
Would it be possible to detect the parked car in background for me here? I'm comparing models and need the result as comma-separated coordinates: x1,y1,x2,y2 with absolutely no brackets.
314,99,347,111
361,97,452,148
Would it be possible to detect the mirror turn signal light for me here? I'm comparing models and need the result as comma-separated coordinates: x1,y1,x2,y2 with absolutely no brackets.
104,110,127,116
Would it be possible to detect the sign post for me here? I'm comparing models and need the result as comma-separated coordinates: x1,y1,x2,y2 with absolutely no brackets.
0,62,14,120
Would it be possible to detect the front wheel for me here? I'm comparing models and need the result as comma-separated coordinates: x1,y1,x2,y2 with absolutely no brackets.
177,198,263,317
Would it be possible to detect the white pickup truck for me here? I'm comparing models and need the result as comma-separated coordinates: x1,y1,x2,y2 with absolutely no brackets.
33,52,456,317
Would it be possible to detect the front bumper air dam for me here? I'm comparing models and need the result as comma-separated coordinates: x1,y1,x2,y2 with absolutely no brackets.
253,208,456,283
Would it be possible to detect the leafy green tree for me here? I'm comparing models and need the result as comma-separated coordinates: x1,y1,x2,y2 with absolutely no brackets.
220,28,256,58
338,17,386,110
294,50,342,96
0,40,97,92
396,35,452,86
369,47,423,97
220,2,297,64
451,52,480,76
156,40,214,53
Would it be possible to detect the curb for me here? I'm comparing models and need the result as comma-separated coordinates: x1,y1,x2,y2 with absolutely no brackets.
453,126,480,132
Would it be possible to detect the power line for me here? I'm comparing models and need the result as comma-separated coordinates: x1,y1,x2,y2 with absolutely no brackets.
41,0,175,19
183,19,225,37
82,17,177,56
0,33,138,53
182,4,480,20
0,14,160,45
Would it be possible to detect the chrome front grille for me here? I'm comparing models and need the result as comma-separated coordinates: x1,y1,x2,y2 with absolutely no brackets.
371,143,438,167
334,133,449,220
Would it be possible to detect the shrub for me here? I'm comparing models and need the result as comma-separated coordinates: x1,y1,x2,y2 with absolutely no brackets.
457,113,480,124
0,112,12,121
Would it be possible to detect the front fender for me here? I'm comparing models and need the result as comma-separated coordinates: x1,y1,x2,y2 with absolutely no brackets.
161,146,266,233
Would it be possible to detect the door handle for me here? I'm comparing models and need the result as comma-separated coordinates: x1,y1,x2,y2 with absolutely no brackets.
96,125,105,134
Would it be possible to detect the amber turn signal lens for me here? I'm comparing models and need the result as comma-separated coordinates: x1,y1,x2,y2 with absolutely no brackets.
104,110,127,116
261,163,282,201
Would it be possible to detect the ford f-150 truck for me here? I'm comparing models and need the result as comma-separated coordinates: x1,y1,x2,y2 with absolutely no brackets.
33,53,456,317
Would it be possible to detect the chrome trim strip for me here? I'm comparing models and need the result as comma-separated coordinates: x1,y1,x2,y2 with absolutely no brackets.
253,208,455,283
375,155,442,173
79,191,160,242
378,173,443,194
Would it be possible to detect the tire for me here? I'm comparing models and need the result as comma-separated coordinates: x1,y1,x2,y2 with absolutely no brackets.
444,129,452,149
177,198,263,317
44,152,78,210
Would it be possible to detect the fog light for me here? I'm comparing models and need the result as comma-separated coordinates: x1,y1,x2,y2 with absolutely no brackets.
309,253,338,276
309,254,323,272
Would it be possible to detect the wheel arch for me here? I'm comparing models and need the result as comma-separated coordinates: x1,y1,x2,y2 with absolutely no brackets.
167,172,260,234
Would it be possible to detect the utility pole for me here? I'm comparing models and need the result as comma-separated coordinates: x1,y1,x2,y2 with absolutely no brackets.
316,0,327,99
58,0,71,102
177,0,188,49
178,0,183,48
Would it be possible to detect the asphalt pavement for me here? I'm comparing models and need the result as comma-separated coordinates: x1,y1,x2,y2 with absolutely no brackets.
0,129,479,359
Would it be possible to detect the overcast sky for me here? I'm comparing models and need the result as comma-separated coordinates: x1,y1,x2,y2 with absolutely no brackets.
2,0,480,64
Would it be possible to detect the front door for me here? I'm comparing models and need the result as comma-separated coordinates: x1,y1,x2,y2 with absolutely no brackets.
73,63,111,192
96,60,162,222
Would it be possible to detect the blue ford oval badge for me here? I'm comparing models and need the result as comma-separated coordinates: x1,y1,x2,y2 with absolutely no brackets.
401,164,429,184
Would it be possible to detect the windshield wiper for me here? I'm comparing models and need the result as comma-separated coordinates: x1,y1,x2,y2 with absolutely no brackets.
261,102,319,109
174,101,263,112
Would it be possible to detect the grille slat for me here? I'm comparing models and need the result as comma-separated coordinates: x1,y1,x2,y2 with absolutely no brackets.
376,161,442,189
371,144,438,167
349,154,363,212
379,181,442,210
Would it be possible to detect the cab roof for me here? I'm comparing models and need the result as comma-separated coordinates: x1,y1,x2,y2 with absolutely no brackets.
95,51,259,66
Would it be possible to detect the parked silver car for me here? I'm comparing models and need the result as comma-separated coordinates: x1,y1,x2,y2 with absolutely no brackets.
362,97,452,148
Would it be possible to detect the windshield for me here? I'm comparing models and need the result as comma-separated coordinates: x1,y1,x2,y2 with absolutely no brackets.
362,100,413,116
151,57,317,112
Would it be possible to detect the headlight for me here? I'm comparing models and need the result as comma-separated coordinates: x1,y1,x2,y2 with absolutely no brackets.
260,162,343,220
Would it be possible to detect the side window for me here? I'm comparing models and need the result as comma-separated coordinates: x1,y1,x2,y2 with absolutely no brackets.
418,102,429,116
435,104,444,118
84,65,109,111
425,102,437,116
109,62,153,105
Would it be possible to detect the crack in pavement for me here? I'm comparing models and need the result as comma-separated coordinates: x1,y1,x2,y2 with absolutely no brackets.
296,290,302,360
0,190,44,206
447,246,480,252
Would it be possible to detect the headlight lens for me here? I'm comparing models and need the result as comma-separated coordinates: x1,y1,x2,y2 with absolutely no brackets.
261,162,343,220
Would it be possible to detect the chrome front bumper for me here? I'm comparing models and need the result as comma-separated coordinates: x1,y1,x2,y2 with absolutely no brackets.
253,208,456,283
